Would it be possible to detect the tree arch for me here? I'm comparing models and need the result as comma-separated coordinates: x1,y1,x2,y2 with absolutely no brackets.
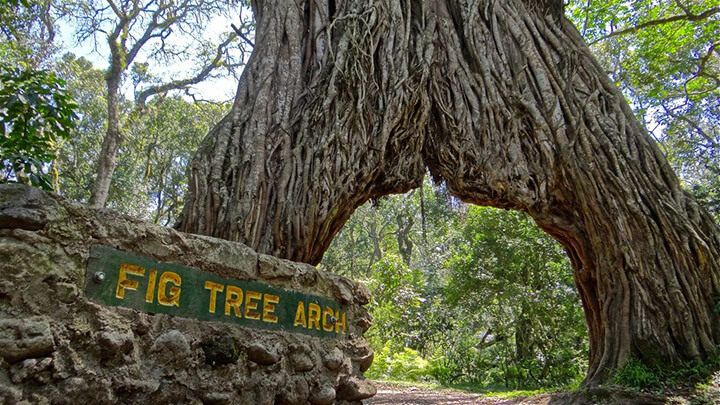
177,0,720,385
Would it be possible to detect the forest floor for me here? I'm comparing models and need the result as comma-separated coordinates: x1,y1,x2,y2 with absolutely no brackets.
363,378,720,404
364,382,554,405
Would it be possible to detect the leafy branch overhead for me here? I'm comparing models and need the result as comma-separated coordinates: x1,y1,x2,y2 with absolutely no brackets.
568,0,720,217
0,65,77,189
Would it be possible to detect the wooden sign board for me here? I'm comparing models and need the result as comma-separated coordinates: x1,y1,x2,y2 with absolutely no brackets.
84,245,347,338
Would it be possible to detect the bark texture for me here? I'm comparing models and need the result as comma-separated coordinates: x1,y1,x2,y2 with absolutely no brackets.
89,38,124,209
177,0,720,385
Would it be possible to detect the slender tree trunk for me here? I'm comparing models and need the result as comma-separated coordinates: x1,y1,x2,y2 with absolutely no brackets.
396,214,414,265
178,0,720,385
89,47,123,209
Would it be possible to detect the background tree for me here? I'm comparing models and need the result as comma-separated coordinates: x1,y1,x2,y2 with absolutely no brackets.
57,0,253,208
53,53,228,221
440,207,587,389
178,0,720,386
333,189,589,389
0,0,56,69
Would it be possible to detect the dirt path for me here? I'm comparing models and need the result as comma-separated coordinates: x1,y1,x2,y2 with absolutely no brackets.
364,382,553,405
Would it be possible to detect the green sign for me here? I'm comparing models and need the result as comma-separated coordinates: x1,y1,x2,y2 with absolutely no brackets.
84,245,347,338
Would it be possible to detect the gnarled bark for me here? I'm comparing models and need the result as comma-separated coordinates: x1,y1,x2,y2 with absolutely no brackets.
177,0,720,385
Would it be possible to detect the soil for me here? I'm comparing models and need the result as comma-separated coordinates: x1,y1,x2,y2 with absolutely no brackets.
364,382,554,405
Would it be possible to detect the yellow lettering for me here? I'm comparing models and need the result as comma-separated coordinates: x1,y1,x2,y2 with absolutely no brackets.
225,285,243,317
335,310,346,334
157,271,181,307
115,263,145,299
263,294,279,323
245,290,262,320
205,281,224,314
293,302,307,328
308,303,321,330
145,269,157,303
322,307,335,332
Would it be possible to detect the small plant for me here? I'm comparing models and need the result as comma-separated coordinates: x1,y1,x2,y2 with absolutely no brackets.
612,357,660,390
367,345,431,382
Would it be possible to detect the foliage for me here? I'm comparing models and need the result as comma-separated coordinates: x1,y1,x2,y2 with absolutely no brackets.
112,96,227,223
567,0,720,219
51,54,228,222
322,181,460,279
611,351,720,399
51,0,253,207
323,186,588,391
367,346,431,382
440,207,587,389
0,64,77,189
612,357,661,390
51,54,109,200
0,0,56,69
60,0,253,101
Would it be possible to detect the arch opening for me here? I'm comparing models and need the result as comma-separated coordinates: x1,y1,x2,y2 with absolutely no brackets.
320,180,589,389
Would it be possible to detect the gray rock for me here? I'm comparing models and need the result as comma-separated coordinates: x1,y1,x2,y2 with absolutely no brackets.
119,378,161,394
0,384,23,404
98,330,134,359
132,314,151,335
0,317,55,363
201,392,232,405
253,381,276,405
323,348,343,371
290,351,314,372
9,358,36,383
355,311,373,333
60,377,87,397
330,279,354,304
55,282,79,303
151,329,192,365
359,350,374,373
294,265,319,287
57,376,114,404
246,342,280,365
354,283,372,305
24,394,51,405
9,356,52,384
336,377,377,401
0,184,61,231
275,376,309,405
309,385,336,405
258,255,295,279
50,350,73,380
204,242,258,279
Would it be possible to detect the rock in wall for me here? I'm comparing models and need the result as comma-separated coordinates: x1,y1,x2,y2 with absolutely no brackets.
0,184,375,404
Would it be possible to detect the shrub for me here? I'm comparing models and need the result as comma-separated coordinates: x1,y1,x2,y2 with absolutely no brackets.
613,357,660,390
367,345,431,382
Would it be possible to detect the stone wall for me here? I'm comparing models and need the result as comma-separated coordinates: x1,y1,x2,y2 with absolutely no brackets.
0,185,375,405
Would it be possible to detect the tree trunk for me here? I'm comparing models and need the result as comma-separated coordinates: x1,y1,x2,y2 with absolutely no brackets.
177,0,720,385
89,45,124,209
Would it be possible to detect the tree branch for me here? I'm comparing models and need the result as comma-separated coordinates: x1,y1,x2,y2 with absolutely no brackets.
590,7,720,45
231,23,254,47
135,32,238,106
